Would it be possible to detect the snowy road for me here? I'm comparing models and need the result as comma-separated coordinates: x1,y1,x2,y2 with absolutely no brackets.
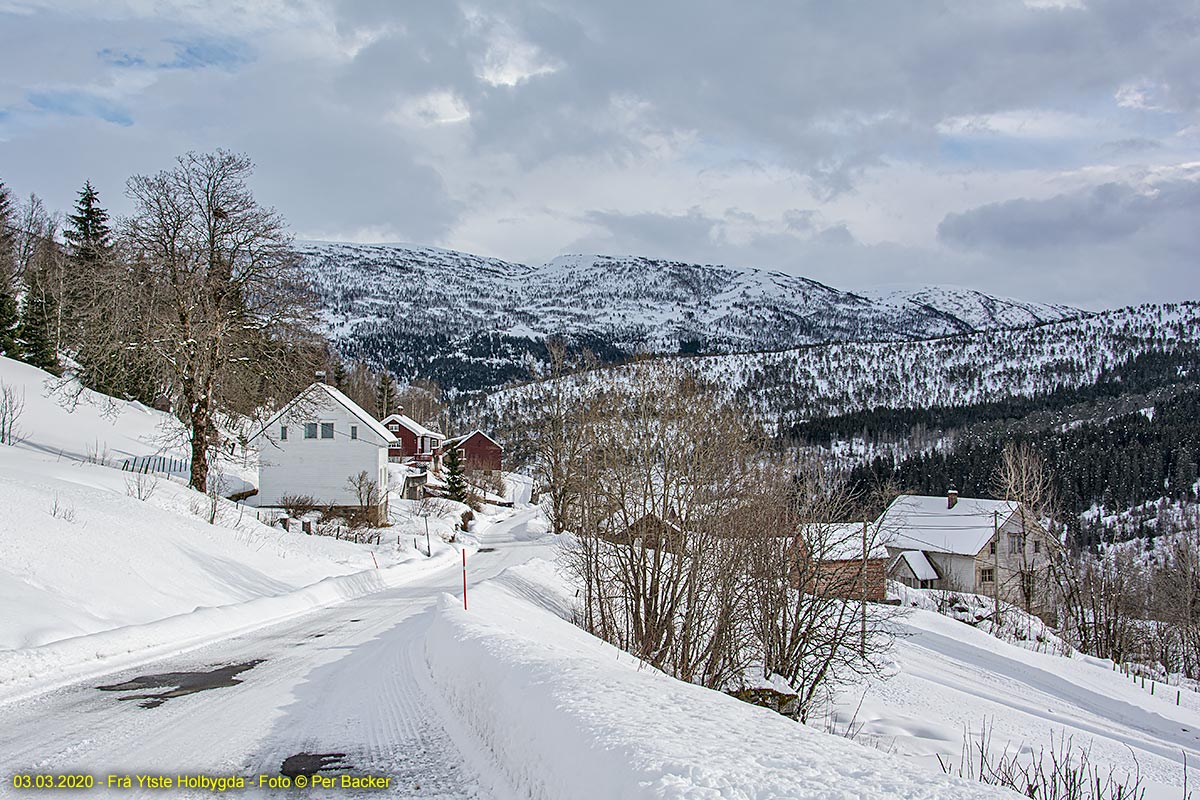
0,508,554,799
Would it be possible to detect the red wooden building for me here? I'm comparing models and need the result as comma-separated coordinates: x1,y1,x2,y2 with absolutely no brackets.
380,411,443,464
441,430,503,472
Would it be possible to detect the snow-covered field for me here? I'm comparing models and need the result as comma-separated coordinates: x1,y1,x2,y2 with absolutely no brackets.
833,587,1199,800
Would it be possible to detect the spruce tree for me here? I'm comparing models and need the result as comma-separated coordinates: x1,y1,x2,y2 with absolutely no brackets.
377,371,397,418
0,286,18,359
64,181,113,263
0,179,19,359
443,442,469,503
17,277,58,372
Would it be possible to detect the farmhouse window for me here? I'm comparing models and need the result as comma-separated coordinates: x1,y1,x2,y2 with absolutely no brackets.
321,422,334,439
981,568,994,583
304,423,317,439
280,426,287,441
1033,539,1041,554
988,541,996,556
350,425,358,440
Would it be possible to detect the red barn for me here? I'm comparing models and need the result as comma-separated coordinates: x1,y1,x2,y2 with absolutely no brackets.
380,410,443,464
441,430,503,473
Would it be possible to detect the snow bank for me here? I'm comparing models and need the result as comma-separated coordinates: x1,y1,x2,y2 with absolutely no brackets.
426,560,1011,799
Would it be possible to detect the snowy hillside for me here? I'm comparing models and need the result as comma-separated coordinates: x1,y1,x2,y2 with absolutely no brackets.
0,356,457,700
297,240,1082,392
486,301,1200,429
865,285,1081,331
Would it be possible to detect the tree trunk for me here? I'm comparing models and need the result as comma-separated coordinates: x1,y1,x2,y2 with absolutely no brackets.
190,393,210,493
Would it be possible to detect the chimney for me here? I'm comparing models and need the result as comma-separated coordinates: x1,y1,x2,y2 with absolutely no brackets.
948,486,959,510
315,370,327,384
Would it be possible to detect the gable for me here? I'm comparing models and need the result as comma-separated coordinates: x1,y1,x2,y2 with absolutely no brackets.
251,383,396,446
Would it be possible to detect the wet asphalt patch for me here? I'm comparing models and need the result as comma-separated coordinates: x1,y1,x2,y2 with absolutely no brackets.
280,752,350,778
97,660,265,709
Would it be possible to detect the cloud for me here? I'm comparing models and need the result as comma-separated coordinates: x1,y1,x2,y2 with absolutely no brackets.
26,89,132,126
1,0,1199,310
937,176,1200,251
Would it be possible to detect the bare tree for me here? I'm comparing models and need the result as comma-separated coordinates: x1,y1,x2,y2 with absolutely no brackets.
347,470,381,525
0,380,24,445
396,378,446,430
992,442,1057,616
105,150,318,492
741,465,897,721
563,367,760,688
528,340,595,533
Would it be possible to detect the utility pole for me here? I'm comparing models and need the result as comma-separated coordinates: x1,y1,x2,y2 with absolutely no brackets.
993,510,1000,623
861,519,868,657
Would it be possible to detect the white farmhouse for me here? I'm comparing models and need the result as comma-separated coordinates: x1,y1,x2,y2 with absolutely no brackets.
251,382,397,524
879,489,1053,614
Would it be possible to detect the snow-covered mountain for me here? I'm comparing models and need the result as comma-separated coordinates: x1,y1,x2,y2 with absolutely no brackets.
483,301,1200,429
863,285,1080,331
297,241,1083,391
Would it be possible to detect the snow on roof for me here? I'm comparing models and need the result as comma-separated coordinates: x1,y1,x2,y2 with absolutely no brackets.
806,522,889,561
251,383,397,445
879,494,1017,556
380,413,443,440
893,550,939,581
442,429,500,448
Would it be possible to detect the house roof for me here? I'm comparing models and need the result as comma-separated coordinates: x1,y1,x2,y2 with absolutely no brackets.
250,383,397,445
804,522,890,561
380,413,443,440
879,494,1018,556
443,429,500,449
892,550,940,582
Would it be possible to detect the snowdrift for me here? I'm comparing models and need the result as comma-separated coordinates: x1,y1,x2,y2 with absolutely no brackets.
425,560,1012,799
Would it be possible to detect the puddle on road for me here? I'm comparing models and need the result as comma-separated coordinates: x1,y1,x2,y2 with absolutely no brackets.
97,660,265,709
280,752,349,778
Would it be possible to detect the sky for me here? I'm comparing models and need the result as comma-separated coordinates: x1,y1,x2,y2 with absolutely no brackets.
1,0,1198,310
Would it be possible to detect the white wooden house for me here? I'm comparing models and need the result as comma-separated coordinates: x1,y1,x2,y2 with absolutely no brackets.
251,382,397,524
879,490,1052,612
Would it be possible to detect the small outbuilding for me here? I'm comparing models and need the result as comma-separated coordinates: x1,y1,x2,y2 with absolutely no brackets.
251,382,396,525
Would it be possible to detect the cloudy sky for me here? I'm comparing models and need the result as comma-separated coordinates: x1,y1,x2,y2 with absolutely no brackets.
1,0,1198,309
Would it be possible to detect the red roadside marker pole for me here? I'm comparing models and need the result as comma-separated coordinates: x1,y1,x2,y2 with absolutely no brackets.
462,549,468,611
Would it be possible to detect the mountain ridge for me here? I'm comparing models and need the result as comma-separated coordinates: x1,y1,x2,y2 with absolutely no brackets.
296,240,1086,393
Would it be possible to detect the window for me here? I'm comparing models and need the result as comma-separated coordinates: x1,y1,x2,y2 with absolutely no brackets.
1008,535,1021,554
350,425,358,441
988,541,996,556
1033,539,1041,554
304,423,317,439
321,422,334,439
981,568,995,583
388,423,399,432
280,426,288,441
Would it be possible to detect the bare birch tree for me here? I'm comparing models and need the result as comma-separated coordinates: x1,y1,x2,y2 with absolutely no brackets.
107,150,318,492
